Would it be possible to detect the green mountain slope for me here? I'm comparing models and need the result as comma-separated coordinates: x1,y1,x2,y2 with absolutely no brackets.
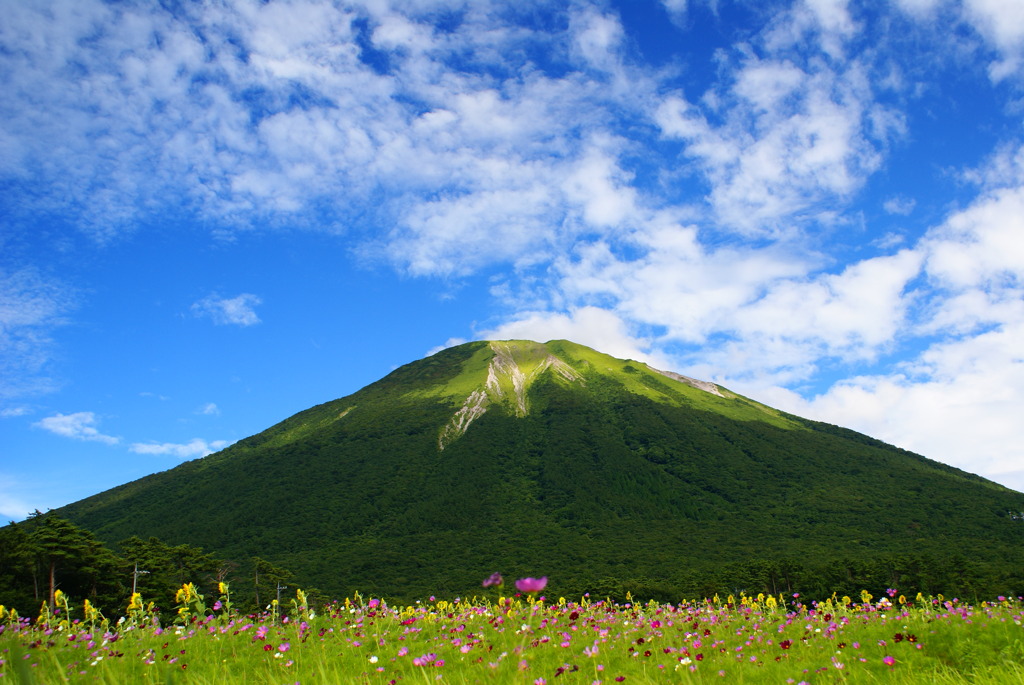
55,340,1024,600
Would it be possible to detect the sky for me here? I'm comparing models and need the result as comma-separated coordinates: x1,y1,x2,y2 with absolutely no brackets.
2,0,1024,521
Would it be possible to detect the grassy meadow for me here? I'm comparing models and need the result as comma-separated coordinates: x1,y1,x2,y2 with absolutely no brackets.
3,583,1024,684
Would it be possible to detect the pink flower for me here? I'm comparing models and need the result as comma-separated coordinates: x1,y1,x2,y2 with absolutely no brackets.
483,572,504,588
883,656,896,666
278,642,291,652
516,577,548,593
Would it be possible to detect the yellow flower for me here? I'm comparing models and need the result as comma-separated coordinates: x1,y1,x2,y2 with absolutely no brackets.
128,592,143,611
54,589,65,606
219,582,227,595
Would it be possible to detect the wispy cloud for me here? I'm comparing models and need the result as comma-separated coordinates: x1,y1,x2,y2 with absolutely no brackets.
191,294,262,326
0,267,74,403
196,403,220,416
130,439,231,459
33,412,119,445
1,407,31,418
883,196,916,215
0,474,37,521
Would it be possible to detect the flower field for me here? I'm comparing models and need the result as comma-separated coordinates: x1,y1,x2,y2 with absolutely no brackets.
2,584,1024,684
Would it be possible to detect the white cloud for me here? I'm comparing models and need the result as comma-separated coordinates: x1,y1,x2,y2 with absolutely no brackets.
554,222,813,346
962,0,1024,79
923,186,1024,292
196,403,220,416
661,0,688,23
130,438,231,459
764,0,857,59
732,250,923,357
191,293,263,326
570,8,625,74
480,306,669,368
562,140,639,229
656,54,897,235
775,319,1024,492
33,412,120,445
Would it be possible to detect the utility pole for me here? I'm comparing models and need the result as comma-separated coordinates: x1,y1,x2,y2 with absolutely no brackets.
132,562,149,594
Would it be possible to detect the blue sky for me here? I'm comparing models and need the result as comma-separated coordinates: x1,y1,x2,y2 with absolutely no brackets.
3,0,1024,521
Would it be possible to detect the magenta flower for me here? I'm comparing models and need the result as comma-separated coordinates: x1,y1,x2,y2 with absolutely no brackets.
278,642,291,653
883,655,895,666
516,577,548,593
483,572,504,588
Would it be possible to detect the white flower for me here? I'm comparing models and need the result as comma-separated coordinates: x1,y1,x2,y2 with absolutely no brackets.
369,655,379,663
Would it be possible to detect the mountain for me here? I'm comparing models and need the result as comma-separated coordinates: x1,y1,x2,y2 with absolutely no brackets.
55,340,1024,601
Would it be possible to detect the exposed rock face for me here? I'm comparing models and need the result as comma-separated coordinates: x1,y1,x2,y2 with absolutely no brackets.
439,341,584,449
438,389,489,450
650,367,725,397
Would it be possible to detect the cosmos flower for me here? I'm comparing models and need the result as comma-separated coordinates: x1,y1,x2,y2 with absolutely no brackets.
483,572,504,588
516,577,547,593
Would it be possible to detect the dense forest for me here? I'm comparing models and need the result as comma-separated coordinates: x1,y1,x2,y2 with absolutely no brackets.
2,511,1021,619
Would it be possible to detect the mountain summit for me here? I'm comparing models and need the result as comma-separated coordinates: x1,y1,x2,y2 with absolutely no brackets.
57,340,1024,600
435,340,732,448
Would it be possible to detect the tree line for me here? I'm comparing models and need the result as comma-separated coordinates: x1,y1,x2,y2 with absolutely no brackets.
0,512,297,617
